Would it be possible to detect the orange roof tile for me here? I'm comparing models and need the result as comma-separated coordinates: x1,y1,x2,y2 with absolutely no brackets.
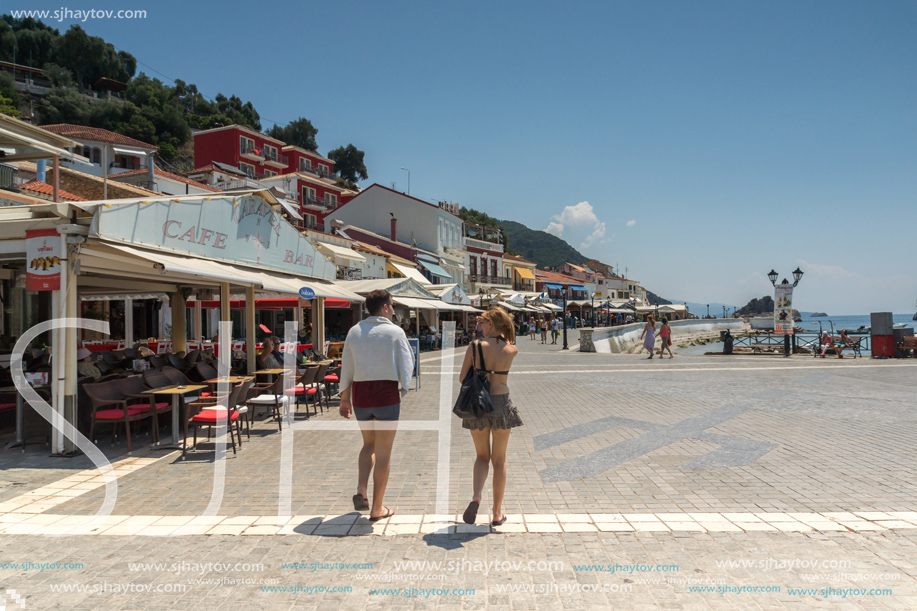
39,124,158,150
18,180,87,201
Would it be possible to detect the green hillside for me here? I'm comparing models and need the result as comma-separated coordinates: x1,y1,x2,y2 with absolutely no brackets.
498,220,588,270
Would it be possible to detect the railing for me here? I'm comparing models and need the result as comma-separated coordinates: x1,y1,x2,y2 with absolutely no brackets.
300,195,332,210
513,282,535,292
297,163,334,180
240,142,265,159
463,236,503,253
264,152,289,167
336,266,363,281
466,274,511,287
214,177,268,191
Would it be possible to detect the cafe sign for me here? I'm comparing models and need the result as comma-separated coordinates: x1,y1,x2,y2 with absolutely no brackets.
90,195,336,280
26,228,61,291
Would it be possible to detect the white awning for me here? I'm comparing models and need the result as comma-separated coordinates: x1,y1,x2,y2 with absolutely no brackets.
0,124,92,166
389,261,432,286
393,296,446,310
111,146,149,157
93,242,364,301
316,241,366,263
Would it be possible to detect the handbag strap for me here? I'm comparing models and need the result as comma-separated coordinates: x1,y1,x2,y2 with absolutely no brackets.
474,340,486,373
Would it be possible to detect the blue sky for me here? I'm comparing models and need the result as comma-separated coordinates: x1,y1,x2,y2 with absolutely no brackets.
19,0,916,313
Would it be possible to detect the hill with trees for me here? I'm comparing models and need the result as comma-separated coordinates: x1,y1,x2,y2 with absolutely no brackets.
0,15,367,174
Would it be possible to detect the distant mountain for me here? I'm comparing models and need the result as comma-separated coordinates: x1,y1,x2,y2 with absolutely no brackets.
645,290,672,306
737,295,801,321
498,220,587,270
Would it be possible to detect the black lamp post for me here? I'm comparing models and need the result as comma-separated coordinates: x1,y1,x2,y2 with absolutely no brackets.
706,303,709,318
768,268,804,357
562,288,568,350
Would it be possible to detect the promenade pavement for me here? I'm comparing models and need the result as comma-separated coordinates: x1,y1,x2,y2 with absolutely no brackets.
1,337,916,609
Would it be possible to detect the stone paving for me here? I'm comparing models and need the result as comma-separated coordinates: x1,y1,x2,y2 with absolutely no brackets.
1,338,916,609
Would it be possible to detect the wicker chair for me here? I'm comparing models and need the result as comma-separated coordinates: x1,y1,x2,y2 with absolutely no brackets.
84,379,156,453
184,382,245,457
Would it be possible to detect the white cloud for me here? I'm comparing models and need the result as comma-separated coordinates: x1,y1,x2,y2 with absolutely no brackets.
626,219,636,227
579,222,607,250
544,221,564,237
545,201,609,251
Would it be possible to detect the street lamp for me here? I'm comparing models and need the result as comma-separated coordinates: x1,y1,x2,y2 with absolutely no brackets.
767,267,804,357
400,167,410,195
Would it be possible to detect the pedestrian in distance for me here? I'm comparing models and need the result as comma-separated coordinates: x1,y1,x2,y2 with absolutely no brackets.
460,307,522,527
640,314,657,359
657,317,674,358
339,289,415,522
551,316,560,344
540,318,548,344
529,316,537,341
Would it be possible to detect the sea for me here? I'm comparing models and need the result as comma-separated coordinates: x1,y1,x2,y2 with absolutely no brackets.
678,312,915,356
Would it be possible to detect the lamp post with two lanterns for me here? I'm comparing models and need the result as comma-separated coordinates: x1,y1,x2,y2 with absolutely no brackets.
768,267,804,357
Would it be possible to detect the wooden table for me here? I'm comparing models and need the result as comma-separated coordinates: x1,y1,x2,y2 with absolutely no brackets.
254,369,290,375
204,376,255,385
142,385,208,453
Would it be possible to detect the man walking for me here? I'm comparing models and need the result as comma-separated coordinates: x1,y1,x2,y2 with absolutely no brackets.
551,316,559,344
339,289,415,521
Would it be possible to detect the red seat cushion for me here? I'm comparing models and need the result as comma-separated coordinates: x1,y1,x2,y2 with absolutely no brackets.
324,374,339,382
94,407,146,420
283,387,317,395
126,402,169,412
0,402,17,412
190,409,239,423
201,391,212,397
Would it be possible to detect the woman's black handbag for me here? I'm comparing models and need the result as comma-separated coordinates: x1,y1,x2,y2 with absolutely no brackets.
453,341,494,420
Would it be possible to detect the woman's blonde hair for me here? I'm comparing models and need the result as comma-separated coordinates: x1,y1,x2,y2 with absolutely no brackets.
482,307,515,344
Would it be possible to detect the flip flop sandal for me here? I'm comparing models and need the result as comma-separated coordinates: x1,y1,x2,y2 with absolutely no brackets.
463,501,480,525
491,515,507,527
369,508,394,522
352,494,369,511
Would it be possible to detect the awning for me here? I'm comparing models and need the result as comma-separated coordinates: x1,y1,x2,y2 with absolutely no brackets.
417,259,452,280
416,253,439,263
388,261,432,286
316,241,366,263
196,298,352,310
568,284,587,291
0,124,92,166
111,146,149,157
497,302,522,311
543,282,562,290
393,296,445,310
276,198,303,221
96,242,364,301
513,267,535,280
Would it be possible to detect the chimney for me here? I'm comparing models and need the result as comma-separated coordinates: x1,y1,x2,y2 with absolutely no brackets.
390,215,397,242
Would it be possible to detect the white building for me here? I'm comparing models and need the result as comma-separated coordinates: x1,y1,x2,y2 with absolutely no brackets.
39,124,157,178
324,184,465,286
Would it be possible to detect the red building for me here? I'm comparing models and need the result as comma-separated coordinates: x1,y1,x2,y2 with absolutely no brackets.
192,125,356,231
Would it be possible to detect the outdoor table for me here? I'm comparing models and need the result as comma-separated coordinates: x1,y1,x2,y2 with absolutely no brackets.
142,384,208,454
203,376,255,385
255,368,289,375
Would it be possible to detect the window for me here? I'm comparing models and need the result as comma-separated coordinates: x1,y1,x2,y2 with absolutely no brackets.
469,257,477,276
304,213,317,229
264,170,277,178
324,193,337,209
299,157,311,172
239,162,256,178
264,144,278,162
240,136,255,155
318,164,329,177
491,260,497,278
92,148,101,164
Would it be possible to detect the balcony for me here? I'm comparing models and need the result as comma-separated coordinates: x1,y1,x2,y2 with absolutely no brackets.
466,274,511,287
513,282,535,292
240,141,265,162
263,151,289,169
335,266,363,281
463,236,503,253
300,195,333,212
214,177,267,191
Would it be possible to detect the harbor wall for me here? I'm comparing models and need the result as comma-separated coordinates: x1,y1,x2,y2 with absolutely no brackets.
578,319,745,353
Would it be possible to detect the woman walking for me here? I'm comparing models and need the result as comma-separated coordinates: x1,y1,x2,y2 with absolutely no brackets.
540,318,548,344
459,308,522,527
529,316,537,341
657,317,674,358
639,314,657,359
